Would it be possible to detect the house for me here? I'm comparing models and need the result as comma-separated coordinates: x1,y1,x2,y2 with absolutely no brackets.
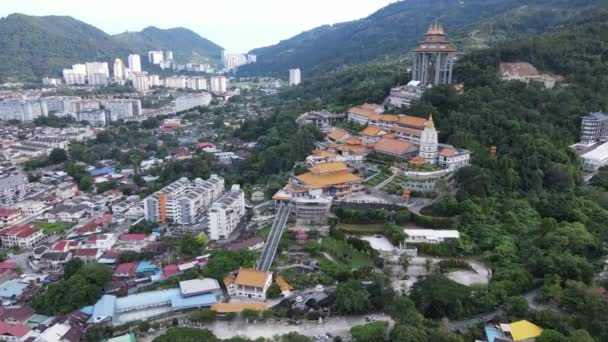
163,265,179,278
50,240,79,253
116,234,156,251
72,248,102,262
113,262,139,279
0,321,32,341
0,279,29,304
0,208,22,227
13,200,48,217
39,251,72,271
0,304,34,324
0,261,18,281
54,183,78,200
228,268,273,300
275,276,293,297
44,204,90,223
81,234,116,251
67,223,101,239
88,167,115,178
0,224,44,249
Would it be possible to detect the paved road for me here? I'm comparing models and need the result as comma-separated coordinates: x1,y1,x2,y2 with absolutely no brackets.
139,314,394,341
447,288,542,331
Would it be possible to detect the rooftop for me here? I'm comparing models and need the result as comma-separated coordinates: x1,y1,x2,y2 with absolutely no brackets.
295,171,362,189
235,268,272,288
308,161,349,175
510,320,544,341
179,278,221,296
374,138,416,156
211,302,268,313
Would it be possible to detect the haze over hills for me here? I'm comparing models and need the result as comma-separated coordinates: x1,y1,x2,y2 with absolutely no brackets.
237,0,606,77
0,13,223,81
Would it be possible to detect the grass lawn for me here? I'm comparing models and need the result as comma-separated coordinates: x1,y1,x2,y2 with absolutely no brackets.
321,237,371,269
381,175,407,193
34,222,69,234
338,223,385,234
362,172,391,186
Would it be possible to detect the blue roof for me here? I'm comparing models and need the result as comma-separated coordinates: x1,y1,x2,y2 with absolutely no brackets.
89,167,116,177
170,293,217,310
0,280,28,299
115,289,179,312
90,295,116,323
80,305,94,315
485,326,500,342
136,260,159,274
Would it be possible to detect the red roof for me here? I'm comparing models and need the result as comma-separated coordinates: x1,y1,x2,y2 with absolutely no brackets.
51,240,69,251
0,208,21,217
197,142,215,148
94,214,112,225
0,321,31,338
114,262,138,276
119,233,149,241
0,261,17,270
51,240,79,251
73,248,99,257
162,122,179,128
158,127,176,133
0,224,40,239
163,265,179,277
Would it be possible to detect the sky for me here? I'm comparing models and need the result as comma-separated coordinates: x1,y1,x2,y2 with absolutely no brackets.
0,0,395,52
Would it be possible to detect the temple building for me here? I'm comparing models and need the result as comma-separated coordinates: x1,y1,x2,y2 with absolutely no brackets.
412,19,458,86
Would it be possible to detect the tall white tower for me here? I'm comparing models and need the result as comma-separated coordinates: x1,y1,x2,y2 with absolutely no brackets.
128,54,142,73
419,114,438,164
289,68,301,86
113,58,126,80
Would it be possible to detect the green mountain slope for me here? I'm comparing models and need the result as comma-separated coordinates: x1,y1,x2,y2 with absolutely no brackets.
111,26,223,65
0,14,223,82
238,0,606,77
0,13,128,81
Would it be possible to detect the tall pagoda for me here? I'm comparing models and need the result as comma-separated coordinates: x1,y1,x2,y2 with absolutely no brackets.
412,19,457,86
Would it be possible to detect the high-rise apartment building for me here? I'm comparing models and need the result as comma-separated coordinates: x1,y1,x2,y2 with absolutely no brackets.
208,185,245,240
148,51,164,65
113,58,126,80
0,99,48,122
128,54,142,73
132,72,150,92
580,112,608,144
209,76,227,93
143,176,224,225
289,68,301,86
0,175,30,205
175,93,212,112
103,99,142,121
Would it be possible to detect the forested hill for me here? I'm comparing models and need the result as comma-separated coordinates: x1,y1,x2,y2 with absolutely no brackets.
112,27,223,65
233,12,608,340
237,0,605,77
0,14,223,82
0,14,128,81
